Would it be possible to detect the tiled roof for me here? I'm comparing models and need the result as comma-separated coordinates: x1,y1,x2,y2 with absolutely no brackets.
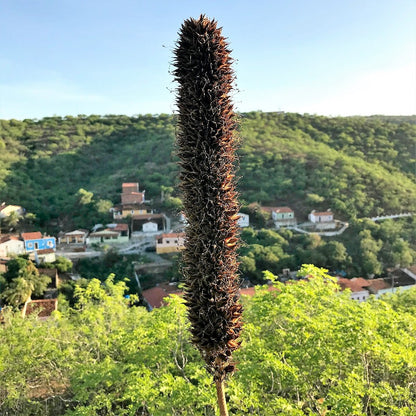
64,230,88,236
122,182,139,187
25,299,58,318
367,278,390,293
160,232,185,239
113,223,129,231
142,286,183,309
337,277,370,292
261,206,293,213
21,232,43,240
132,213,165,220
36,249,55,254
0,235,21,244
312,211,333,216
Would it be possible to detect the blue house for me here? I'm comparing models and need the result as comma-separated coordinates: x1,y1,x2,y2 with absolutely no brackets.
21,232,56,252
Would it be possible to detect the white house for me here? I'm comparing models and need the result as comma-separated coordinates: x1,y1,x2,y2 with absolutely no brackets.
143,221,158,233
59,230,88,245
262,206,296,227
308,210,336,230
156,233,185,254
0,204,24,219
237,213,249,228
309,210,334,223
0,235,25,257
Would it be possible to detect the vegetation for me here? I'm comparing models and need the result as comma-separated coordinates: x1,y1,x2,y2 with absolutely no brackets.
1,266,415,415
0,112,414,231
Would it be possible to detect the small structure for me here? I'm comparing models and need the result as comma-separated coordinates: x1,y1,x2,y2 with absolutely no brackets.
112,205,151,220
29,249,56,264
88,228,128,245
156,232,185,254
121,182,145,205
37,268,60,288
107,223,129,238
131,213,168,234
0,203,24,218
112,182,148,219
59,230,88,245
262,206,296,227
143,221,158,233
337,277,372,302
21,232,56,252
308,210,336,230
142,283,183,310
24,299,58,320
0,235,25,257
237,213,250,228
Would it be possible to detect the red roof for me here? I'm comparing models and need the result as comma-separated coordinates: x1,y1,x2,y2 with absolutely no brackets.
36,249,55,254
25,299,58,318
338,277,370,292
160,232,185,239
21,232,42,240
0,235,21,244
313,211,333,216
132,213,165,220
367,278,390,293
113,223,129,231
142,286,183,309
261,206,293,213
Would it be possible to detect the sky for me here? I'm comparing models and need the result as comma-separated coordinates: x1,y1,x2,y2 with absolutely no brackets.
1,0,415,119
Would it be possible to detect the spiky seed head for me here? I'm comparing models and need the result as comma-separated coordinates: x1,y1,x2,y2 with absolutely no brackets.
173,15,243,382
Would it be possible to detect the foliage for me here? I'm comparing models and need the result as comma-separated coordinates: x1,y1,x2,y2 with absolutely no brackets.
74,249,149,292
0,112,414,232
0,267,415,415
1,257,51,306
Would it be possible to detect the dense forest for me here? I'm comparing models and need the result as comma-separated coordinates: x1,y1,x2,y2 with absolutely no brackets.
1,266,416,415
1,112,415,278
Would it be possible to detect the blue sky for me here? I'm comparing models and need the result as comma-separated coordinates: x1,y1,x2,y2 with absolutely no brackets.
1,0,415,119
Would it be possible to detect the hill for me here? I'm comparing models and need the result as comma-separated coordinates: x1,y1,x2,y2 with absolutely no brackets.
1,112,415,229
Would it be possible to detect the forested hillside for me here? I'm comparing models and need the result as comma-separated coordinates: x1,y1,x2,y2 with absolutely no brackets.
1,112,415,228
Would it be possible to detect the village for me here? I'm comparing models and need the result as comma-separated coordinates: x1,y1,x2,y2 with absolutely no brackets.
1,182,415,316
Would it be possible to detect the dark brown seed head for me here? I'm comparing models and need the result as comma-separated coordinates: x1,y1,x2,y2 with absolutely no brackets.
173,15,243,382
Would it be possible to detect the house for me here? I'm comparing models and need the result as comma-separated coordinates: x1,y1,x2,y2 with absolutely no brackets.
0,235,25,257
143,221,158,233
262,206,296,227
88,228,128,245
112,205,151,220
337,277,372,302
121,182,145,205
237,213,250,228
142,283,183,310
29,249,56,264
111,182,148,219
21,232,56,252
59,230,88,245
24,299,58,320
131,213,169,234
107,223,129,238
0,203,24,219
308,210,336,230
156,232,185,254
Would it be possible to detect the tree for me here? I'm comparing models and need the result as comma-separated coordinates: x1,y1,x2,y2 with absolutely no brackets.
174,15,243,415
1,258,51,310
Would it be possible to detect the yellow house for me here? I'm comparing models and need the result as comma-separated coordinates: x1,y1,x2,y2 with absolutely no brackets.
156,233,185,254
